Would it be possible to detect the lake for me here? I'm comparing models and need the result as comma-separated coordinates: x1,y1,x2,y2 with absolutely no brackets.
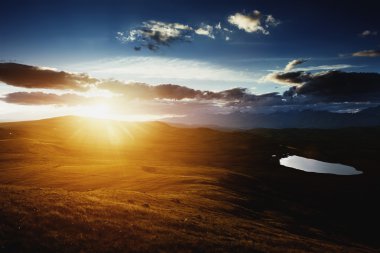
279,155,362,175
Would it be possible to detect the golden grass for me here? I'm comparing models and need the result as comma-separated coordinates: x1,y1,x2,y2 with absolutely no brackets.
0,116,378,252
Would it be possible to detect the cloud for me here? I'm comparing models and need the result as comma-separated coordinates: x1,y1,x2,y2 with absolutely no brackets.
289,64,355,72
264,71,312,85
0,63,97,91
265,15,281,27
195,22,233,41
268,63,355,73
284,59,307,72
0,60,260,107
352,49,380,57
0,92,96,105
116,21,194,51
99,81,202,100
262,59,380,104
99,81,264,102
195,24,215,39
263,59,357,85
99,83,286,113
227,10,279,35
1,80,284,116
116,10,280,51
291,71,380,102
359,30,378,37
265,70,379,104
117,20,235,51
228,11,264,34
267,68,380,102
3,60,379,120
262,59,311,85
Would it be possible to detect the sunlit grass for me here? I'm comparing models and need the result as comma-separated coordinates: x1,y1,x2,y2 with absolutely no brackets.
67,117,136,147
0,117,378,253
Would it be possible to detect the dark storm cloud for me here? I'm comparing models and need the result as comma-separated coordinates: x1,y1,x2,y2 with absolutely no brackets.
291,71,380,102
0,63,97,91
265,59,380,103
352,49,380,57
0,92,97,105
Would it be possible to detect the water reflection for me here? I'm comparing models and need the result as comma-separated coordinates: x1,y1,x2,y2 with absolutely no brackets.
279,155,362,175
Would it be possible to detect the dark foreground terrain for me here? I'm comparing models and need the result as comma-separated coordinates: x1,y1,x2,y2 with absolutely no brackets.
0,116,379,252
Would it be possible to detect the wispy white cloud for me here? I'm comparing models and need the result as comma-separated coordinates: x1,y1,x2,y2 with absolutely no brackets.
291,64,356,72
265,15,281,27
66,57,258,88
267,61,356,73
352,49,380,57
359,30,378,37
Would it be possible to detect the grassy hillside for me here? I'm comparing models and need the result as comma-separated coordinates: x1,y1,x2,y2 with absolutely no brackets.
0,116,379,252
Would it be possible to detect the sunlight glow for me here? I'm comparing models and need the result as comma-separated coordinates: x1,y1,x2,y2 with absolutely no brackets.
72,103,183,122
75,104,111,119
68,117,137,147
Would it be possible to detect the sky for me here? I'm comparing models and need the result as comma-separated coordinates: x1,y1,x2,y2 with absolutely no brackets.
1,0,380,122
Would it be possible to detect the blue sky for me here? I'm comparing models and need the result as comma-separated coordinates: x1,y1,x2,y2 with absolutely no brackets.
2,0,380,72
1,0,380,121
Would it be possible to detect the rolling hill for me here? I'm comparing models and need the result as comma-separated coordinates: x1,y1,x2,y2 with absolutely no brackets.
0,116,379,252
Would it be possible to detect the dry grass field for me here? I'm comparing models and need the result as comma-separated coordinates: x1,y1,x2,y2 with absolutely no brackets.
0,116,379,252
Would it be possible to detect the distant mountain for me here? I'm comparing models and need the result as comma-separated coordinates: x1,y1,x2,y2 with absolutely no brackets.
165,106,380,129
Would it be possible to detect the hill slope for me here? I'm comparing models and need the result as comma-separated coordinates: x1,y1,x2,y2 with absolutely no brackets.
0,116,379,252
